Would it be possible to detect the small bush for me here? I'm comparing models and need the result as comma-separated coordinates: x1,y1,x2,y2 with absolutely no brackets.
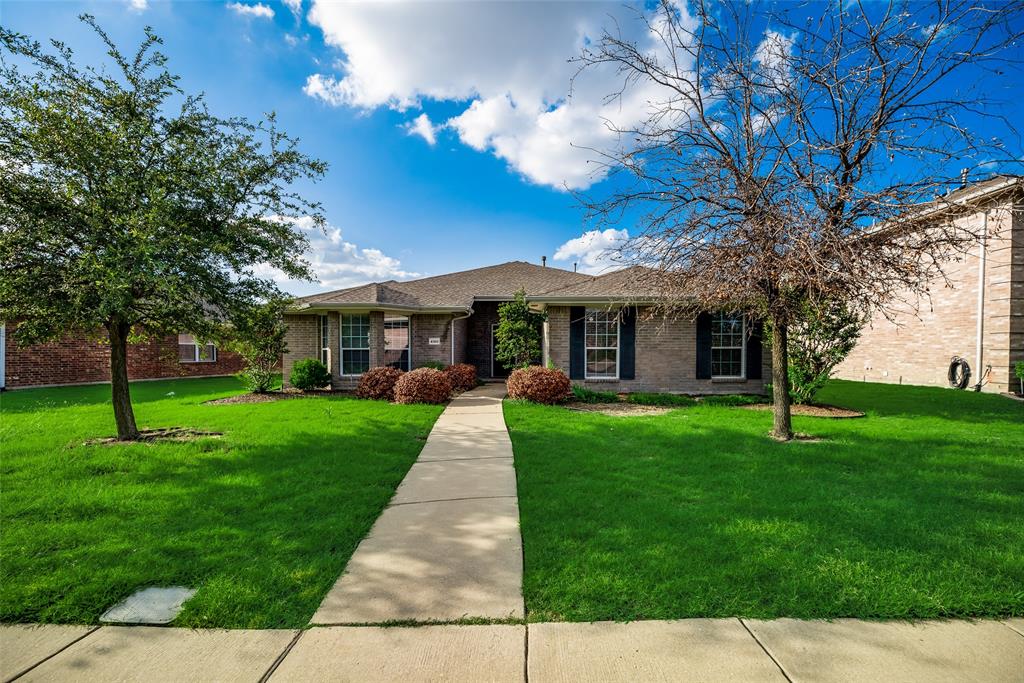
572,384,619,404
627,392,696,407
290,358,331,391
444,363,478,392
394,367,453,404
417,360,446,371
701,393,763,406
507,366,571,405
237,366,279,394
356,366,404,401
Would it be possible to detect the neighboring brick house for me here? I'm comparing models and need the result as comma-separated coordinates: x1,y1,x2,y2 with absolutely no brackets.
835,175,1024,394
285,261,769,394
0,325,243,389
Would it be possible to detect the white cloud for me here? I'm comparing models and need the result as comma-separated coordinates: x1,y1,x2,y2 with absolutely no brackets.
258,216,419,294
227,2,275,19
125,0,148,11
553,228,629,274
282,0,302,21
303,2,695,190
404,113,437,146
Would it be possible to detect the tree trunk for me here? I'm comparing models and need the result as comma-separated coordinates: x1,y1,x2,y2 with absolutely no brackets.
108,318,140,441
770,314,793,441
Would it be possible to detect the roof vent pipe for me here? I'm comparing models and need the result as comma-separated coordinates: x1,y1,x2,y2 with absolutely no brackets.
574,262,578,272
541,255,547,267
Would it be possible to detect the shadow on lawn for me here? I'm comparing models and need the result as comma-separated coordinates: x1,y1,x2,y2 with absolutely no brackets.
1,394,439,628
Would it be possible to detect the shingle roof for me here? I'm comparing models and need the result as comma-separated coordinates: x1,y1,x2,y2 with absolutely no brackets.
292,261,591,311
531,266,662,300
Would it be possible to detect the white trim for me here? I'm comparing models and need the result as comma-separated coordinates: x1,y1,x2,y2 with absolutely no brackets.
583,308,620,380
340,313,371,377
710,313,746,380
178,334,217,363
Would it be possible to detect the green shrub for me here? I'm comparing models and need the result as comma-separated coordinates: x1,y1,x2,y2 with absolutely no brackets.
701,394,763,406
290,358,331,391
571,385,619,403
417,360,446,371
225,298,289,394
495,289,545,369
626,392,696,407
1015,361,1024,394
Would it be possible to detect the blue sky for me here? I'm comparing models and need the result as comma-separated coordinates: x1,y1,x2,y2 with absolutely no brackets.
3,1,1021,296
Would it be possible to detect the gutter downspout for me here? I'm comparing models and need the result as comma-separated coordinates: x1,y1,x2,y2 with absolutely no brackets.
974,211,989,390
450,309,473,365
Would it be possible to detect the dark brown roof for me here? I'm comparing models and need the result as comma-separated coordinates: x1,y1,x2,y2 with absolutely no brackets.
293,261,591,311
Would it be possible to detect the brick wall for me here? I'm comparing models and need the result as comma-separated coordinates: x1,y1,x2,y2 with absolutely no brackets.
3,326,243,389
411,314,457,368
466,302,502,378
546,306,769,394
834,203,1023,393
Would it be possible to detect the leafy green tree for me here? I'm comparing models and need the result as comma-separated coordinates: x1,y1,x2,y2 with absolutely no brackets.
225,298,290,394
495,289,546,370
768,300,862,404
0,17,325,439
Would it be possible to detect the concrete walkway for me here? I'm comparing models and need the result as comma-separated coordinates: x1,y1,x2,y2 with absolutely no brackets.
4,618,1022,681
310,383,524,624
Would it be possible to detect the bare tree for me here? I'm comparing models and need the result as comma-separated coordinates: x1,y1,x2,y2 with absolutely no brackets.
577,0,1023,439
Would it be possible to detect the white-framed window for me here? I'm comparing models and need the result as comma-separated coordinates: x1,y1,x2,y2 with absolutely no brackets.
178,333,216,363
585,309,619,379
711,312,745,378
318,315,330,366
384,315,410,371
341,314,370,376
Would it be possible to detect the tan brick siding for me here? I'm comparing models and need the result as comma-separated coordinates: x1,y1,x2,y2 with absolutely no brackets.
546,306,769,394
835,203,1023,393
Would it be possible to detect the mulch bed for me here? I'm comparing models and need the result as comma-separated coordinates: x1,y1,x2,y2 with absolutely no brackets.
204,389,351,405
741,403,865,418
566,402,673,417
85,427,223,446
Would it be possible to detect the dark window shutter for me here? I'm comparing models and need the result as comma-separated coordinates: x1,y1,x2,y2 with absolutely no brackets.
569,306,586,380
619,307,636,380
695,312,712,379
746,318,763,380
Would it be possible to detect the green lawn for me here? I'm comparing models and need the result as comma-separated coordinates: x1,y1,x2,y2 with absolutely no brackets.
0,377,443,628
505,380,1024,622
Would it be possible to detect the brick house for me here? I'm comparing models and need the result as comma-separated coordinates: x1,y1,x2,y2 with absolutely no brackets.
835,175,1024,394
285,261,769,394
0,325,243,389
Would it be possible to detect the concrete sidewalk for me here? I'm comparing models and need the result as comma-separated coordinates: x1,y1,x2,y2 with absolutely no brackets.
4,618,1021,682
310,383,524,624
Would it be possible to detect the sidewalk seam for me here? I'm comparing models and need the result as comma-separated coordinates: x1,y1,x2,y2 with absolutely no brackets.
738,618,793,683
1001,621,1024,639
6,625,101,683
388,495,516,507
257,629,304,683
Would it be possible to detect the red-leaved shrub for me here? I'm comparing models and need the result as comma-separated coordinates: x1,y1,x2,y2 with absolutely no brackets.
356,366,404,401
506,366,571,404
394,367,453,404
444,363,478,392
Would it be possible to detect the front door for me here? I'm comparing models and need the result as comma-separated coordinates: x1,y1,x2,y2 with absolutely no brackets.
491,323,513,378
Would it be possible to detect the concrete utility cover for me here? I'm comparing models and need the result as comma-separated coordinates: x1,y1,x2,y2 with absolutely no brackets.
100,587,196,624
